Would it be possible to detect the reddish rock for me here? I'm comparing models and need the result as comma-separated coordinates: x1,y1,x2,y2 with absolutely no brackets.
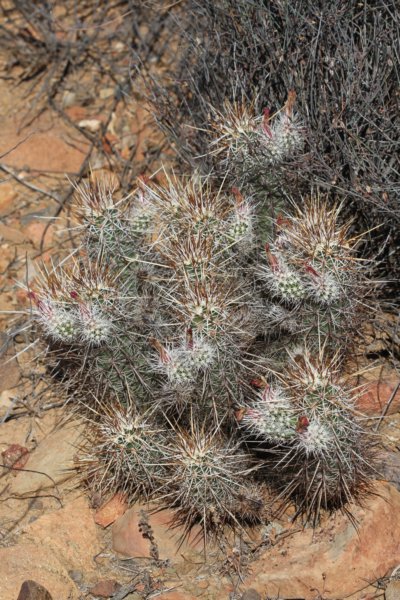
17,580,53,600
95,492,128,528
89,579,120,597
112,505,204,560
356,376,400,416
1,444,29,475
242,482,400,600
0,112,89,174
65,106,87,121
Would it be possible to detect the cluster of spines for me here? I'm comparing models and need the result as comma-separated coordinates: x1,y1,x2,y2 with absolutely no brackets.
210,92,304,191
238,352,374,521
258,198,364,350
151,333,215,388
77,402,168,503
157,423,264,536
29,264,116,346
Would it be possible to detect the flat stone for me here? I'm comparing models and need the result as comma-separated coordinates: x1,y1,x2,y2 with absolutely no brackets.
23,496,101,567
0,111,89,174
112,505,205,560
240,590,261,600
242,483,400,600
9,421,84,496
95,492,128,528
89,579,121,597
23,222,54,249
17,580,53,600
386,580,400,600
0,497,103,600
0,223,27,244
1,544,76,600
356,374,400,416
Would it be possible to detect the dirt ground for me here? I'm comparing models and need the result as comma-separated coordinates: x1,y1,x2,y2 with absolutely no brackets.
1,4,400,600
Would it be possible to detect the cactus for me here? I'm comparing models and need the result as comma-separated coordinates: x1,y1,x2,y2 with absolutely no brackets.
157,423,262,537
238,351,375,523
77,400,169,503
25,90,376,536
211,92,304,191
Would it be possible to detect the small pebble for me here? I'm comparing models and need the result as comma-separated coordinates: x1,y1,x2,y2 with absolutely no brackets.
17,580,53,600
240,589,261,600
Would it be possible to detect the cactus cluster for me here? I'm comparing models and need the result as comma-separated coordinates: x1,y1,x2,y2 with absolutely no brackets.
211,92,304,197
27,94,375,536
238,351,373,523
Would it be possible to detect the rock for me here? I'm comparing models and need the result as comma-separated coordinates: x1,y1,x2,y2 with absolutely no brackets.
24,496,101,566
386,580,400,600
112,505,204,560
0,496,102,600
99,88,114,100
9,421,84,496
95,492,128,528
62,91,77,108
0,106,90,174
78,119,102,133
0,389,14,416
242,483,400,600
240,590,261,600
379,451,400,490
17,580,53,600
89,579,121,597
1,544,74,600
68,570,84,586
356,373,400,416
65,106,87,121
1,443,29,475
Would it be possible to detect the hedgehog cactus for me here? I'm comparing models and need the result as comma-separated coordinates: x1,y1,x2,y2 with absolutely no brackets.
259,198,367,354
238,352,374,522
26,92,376,536
77,400,169,503
158,424,261,536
